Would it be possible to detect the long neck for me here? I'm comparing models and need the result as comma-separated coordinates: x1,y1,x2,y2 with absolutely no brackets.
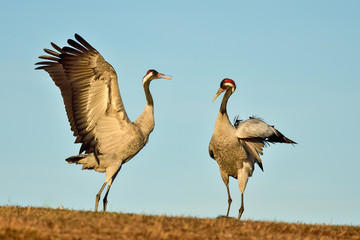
215,89,233,130
143,80,154,106
220,89,232,115
134,80,155,138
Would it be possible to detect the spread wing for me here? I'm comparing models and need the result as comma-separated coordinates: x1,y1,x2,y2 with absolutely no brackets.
35,34,132,154
235,117,296,171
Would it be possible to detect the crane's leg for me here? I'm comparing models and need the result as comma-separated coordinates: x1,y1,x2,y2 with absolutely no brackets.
95,182,107,212
103,184,111,212
238,192,244,220
220,169,232,217
237,163,251,220
225,183,232,217
103,171,119,212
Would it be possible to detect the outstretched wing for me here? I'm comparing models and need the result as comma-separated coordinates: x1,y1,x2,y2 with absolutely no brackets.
235,117,296,171
36,34,131,154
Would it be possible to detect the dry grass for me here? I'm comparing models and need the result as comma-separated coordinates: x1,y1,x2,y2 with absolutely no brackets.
0,206,359,240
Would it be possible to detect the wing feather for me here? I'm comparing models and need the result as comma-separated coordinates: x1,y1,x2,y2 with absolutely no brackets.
44,48,60,57
74,34,97,51
235,117,296,171
95,116,140,154
35,60,78,136
36,34,131,154
50,42,65,53
62,46,84,55
67,39,88,53
39,55,59,61
235,117,276,139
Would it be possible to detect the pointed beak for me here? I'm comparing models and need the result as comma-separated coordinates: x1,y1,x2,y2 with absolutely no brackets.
212,88,225,101
157,73,172,80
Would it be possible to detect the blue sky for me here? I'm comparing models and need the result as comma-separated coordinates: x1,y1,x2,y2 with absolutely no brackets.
1,1,359,225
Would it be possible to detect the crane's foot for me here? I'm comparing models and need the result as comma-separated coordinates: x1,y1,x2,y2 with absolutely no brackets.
95,182,107,212
238,206,244,220
237,192,245,220
95,193,101,212
103,198,108,212
216,215,236,219
226,197,232,217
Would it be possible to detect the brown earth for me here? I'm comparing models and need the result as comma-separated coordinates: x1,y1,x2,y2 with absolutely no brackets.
0,206,359,240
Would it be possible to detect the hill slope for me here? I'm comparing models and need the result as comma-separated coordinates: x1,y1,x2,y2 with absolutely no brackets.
0,206,359,240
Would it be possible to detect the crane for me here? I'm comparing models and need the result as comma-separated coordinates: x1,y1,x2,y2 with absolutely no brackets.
35,34,171,212
208,78,296,220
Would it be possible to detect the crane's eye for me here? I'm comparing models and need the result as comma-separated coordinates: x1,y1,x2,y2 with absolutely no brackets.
146,69,158,76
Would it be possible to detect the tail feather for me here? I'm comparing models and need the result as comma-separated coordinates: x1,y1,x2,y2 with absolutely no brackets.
66,154,86,164
66,154,105,172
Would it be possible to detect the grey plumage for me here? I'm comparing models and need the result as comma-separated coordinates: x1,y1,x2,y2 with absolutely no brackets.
36,34,171,212
209,78,296,220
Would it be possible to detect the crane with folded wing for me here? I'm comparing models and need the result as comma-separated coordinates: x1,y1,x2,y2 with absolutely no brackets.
209,78,296,220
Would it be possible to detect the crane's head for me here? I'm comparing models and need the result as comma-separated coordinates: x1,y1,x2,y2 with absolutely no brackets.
212,78,236,101
143,69,172,84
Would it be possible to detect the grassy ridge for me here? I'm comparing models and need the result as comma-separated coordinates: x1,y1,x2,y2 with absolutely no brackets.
0,206,359,240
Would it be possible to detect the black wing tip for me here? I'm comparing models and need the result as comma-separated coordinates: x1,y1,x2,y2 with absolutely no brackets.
233,115,243,127
249,116,264,121
74,33,87,43
282,135,297,145
67,38,75,45
269,128,297,145
258,162,264,171
50,42,64,53
267,136,297,145
62,46,74,52
74,33,88,45
73,33,97,52
288,139,297,145
68,36,81,47
34,61,54,70
43,48,60,57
